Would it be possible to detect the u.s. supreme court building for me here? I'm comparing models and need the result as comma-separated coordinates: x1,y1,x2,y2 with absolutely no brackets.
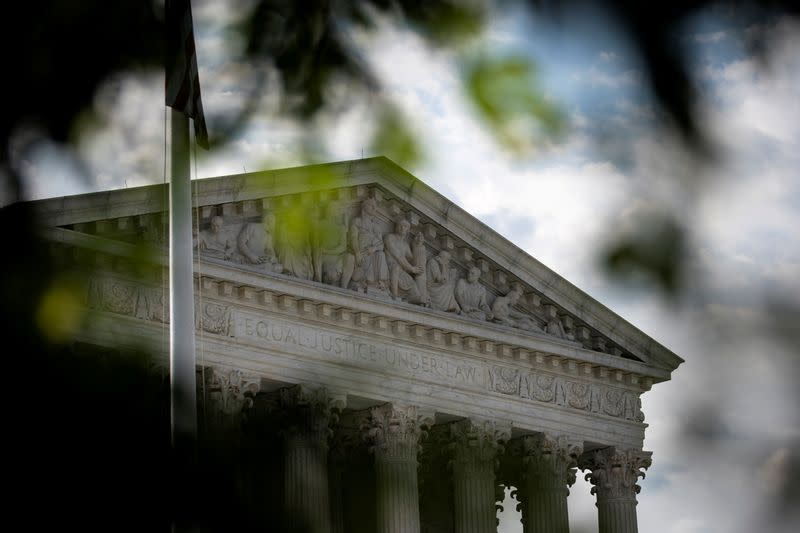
36,157,682,533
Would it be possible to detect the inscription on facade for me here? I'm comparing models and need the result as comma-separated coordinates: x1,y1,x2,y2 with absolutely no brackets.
85,276,645,423
236,312,481,388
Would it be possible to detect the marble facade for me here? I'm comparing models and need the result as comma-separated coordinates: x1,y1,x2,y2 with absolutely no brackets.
35,157,682,532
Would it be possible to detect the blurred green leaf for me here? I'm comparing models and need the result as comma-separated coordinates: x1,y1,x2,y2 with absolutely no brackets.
465,55,566,153
370,107,424,168
400,0,487,45
36,276,86,344
603,213,686,295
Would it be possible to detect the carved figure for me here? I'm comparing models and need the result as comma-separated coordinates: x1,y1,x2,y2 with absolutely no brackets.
341,196,389,292
455,265,492,321
410,231,429,305
491,284,537,331
545,316,566,339
384,218,426,302
236,213,283,272
195,216,235,260
426,250,459,312
312,203,348,285
275,214,314,280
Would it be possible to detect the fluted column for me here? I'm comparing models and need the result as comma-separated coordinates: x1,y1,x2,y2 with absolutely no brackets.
580,448,652,533
517,434,582,533
448,419,511,533
279,384,346,533
363,403,434,533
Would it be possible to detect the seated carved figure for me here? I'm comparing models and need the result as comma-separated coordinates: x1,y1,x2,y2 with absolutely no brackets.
236,213,283,272
195,216,235,260
426,250,459,312
341,196,389,292
455,265,492,321
275,216,314,280
491,284,538,331
313,203,348,286
384,218,425,302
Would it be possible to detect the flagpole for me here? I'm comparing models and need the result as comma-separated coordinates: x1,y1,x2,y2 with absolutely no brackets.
169,108,197,450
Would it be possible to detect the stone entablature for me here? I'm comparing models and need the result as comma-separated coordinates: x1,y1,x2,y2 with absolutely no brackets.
80,270,650,448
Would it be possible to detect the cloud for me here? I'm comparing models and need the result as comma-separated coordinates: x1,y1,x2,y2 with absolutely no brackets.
599,50,618,61
574,66,641,88
694,30,727,43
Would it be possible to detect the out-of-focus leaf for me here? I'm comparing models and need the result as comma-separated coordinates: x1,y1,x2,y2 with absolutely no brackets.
398,0,488,44
36,277,86,344
603,212,686,295
370,107,424,168
465,55,565,153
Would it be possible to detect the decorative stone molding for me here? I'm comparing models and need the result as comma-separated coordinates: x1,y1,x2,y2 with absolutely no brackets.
581,448,652,502
86,274,650,430
195,301,233,336
81,266,661,395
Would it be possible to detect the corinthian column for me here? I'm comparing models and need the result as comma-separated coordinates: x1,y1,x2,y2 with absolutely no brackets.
580,448,652,533
279,384,346,533
517,434,583,533
363,403,434,533
448,419,511,533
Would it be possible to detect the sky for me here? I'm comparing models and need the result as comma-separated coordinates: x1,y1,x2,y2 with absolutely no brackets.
16,1,800,532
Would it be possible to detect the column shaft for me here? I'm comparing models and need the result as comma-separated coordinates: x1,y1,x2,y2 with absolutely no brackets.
524,486,569,533
364,403,433,533
597,499,638,533
519,434,582,533
452,469,496,533
279,385,345,533
284,433,330,533
449,419,510,533
375,458,421,533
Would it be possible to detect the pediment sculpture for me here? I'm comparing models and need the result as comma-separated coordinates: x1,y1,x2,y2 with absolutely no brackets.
192,193,571,343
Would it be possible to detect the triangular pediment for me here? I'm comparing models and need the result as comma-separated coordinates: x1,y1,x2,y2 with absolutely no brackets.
33,157,683,383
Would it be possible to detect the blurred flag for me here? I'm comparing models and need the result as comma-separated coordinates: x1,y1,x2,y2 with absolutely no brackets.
165,0,209,149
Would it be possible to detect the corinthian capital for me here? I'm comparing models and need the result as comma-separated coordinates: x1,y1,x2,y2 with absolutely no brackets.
580,448,652,501
278,384,347,442
362,403,435,461
521,434,584,489
448,418,512,473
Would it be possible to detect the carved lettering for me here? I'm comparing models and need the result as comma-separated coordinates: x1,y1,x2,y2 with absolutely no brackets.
236,312,480,387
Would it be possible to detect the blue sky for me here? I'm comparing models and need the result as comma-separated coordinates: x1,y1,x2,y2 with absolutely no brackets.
15,2,800,532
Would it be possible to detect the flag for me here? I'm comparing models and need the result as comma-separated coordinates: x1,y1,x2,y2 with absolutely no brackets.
165,0,209,149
